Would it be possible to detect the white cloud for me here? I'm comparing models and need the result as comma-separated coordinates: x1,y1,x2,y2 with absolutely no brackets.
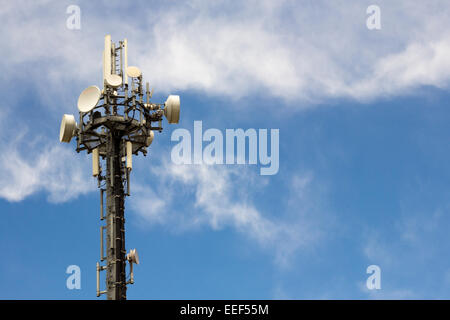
129,162,329,266
129,183,167,225
2,0,448,266
0,142,94,203
352,38,450,98
0,110,95,203
1,0,450,108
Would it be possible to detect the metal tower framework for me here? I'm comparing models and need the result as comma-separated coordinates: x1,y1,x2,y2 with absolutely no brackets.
60,35,180,300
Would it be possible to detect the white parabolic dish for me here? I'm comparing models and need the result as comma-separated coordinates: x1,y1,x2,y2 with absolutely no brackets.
126,66,142,78
132,249,139,264
60,114,77,143
106,74,122,88
128,249,139,264
164,95,180,124
146,130,154,146
77,85,101,112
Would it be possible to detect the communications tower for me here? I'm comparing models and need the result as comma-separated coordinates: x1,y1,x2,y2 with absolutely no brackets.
59,35,180,300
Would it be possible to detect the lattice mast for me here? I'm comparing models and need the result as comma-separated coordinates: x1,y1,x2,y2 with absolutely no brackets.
59,35,180,300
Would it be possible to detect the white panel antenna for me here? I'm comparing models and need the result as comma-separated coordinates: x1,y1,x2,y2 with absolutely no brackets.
123,39,128,85
92,148,99,177
103,35,111,82
104,35,122,88
126,141,132,170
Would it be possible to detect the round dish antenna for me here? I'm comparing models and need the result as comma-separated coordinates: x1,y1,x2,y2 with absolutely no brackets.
127,249,139,264
126,66,142,78
78,85,101,113
105,74,122,88
146,130,154,147
164,95,180,124
59,114,77,143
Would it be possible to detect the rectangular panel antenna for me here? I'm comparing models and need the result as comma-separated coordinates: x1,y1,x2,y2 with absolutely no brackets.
126,141,132,170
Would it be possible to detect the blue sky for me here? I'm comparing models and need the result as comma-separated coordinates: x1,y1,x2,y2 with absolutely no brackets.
0,0,449,299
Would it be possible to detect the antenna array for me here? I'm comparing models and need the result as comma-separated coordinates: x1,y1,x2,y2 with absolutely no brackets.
60,35,180,300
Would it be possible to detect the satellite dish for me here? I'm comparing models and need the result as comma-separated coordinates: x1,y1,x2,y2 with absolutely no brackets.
164,95,180,124
106,74,122,88
78,85,101,113
146,130,154,147
127,249,139,264
59,114,77,143
126,66,142,78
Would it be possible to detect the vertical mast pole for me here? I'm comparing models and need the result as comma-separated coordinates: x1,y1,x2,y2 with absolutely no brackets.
106,131,127,300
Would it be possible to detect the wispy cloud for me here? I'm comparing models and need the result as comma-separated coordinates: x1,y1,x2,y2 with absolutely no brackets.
129,161,331,266
0,141,94,203
1,1,450,108
0,110,94,203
